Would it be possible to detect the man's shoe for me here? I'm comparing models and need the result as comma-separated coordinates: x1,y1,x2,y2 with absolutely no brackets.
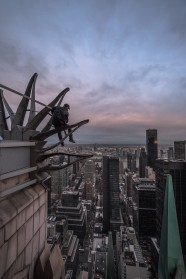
69,138,75,143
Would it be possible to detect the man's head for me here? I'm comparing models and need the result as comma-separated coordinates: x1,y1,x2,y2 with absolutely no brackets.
64,103,70,110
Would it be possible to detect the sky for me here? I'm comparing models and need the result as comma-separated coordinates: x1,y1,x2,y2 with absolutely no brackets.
1,0,186,144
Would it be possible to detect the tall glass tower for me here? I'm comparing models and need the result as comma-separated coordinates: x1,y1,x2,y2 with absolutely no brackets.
103,156,121,240
146,129,158,169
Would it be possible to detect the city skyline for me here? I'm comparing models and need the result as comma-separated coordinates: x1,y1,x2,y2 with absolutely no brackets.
1,0,186,144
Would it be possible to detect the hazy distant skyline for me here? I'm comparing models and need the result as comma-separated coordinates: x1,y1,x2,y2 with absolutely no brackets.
1,0,186,144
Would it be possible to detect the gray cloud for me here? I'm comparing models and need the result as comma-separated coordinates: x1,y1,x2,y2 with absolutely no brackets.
1,0,186,144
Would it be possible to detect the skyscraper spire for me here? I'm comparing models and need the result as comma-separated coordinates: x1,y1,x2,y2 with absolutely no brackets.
158,175,186,279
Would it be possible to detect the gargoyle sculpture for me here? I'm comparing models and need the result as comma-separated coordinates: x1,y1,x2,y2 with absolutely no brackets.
0,73,93,173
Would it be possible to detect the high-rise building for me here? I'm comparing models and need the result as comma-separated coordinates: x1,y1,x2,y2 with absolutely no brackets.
155,159,186,257
127,152,136,172
116,227,149,279
146,129,158,169
84,159,95,183
174,141,186,160
51,168,69,199
57,191,86,244
168,146,174,160
158,175,186,279
139,148,147,178
103,156,123,240
125,172,133,199
85,178,93,200
133,179,156,238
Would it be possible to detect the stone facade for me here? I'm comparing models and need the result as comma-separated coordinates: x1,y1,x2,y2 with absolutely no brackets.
0,141,48,279
0,182,47,279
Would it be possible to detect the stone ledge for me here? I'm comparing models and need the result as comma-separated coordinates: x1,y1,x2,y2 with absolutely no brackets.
0,184,46,228
0,199,17,228
33,184,45,196
0,173,29,193
8,190,33,214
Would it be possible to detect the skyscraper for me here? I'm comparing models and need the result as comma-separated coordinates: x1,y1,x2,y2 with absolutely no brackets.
174,141,186,160
155,159,186,257
158,175,186,279
139,148,147,178
57,191,86,244
168,146,174,160
103,156,122,240
146,129,158,169
133,179,156,237
127,152,136,172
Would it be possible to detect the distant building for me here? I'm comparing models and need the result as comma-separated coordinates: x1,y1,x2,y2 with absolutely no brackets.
103,156,123,242
139,148,147,178
155,159,186,257
116,226,149,279
57,191,86,244
125,172,133,199
47,215,79,278
174,141,186,160
146,129,158,169
168,146,174,160
133,179,156,237
145,166,155,179
51,167,70,199
84,159,95,183
84,179,93,200
88,235,108,278
127,152,136,172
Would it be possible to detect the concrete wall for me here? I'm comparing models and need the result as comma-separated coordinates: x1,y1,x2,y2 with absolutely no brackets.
0,141,36,175
0,183,47,279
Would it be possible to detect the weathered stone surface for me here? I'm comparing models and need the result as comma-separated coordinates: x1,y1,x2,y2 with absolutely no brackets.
39,192,46,207
17,210,26,230
0,242,8,278
12,267,29,279
32,230,40,260
25,216,33,245
25,203,34,221
5,217,17,241
24,186,38,201
39,222,46,252
17,225,26,255
0,226,4,247
34,197,40,213
15,250,25,273
39,204,46,227
0,199,17,227
0,173,28,194
34,210,40,234
8,190,32,213
33,184,45,197
6,233,17,270
5,251,25,279
0,178,13,193
25,239,33,266
34,245,50,279
44,245,65,279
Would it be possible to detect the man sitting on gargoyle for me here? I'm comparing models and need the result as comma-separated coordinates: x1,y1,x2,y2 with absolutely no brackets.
51,103,75,146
